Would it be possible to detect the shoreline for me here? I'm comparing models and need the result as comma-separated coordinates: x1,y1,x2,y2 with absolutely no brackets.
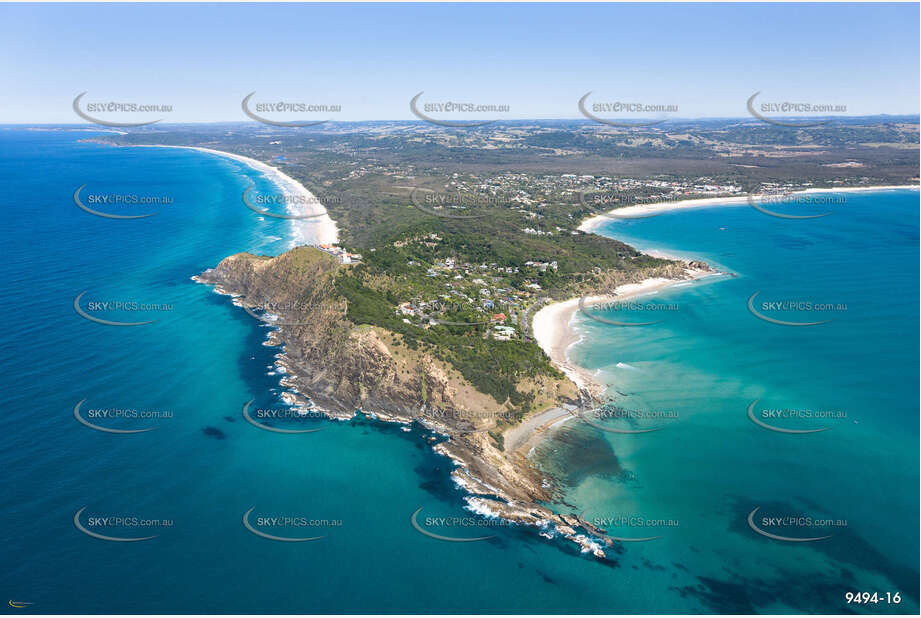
538,184,917,405
578,184,920,233
129,144,339,247
192,170,912,557
531,270,716,399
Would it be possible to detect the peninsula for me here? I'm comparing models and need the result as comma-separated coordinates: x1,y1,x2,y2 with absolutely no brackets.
104,116,917,556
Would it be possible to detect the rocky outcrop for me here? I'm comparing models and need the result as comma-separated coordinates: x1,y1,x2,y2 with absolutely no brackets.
196,247,567,508
196,245,708,560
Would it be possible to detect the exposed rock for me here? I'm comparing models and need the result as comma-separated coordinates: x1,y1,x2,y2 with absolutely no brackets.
196,245,702,559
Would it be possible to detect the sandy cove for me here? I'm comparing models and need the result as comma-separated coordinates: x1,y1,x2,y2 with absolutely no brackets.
130,144,339,246
531,269,715,400
578,184,920,233
537,183,918,407
191,171,911,557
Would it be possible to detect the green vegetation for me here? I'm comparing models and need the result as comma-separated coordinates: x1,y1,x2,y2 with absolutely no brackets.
109,119,919,419
328,214,671,416
108,117,919,247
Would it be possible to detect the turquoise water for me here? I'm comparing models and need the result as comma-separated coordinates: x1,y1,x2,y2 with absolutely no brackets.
543,190,919,613
1,130,916,614
0,130,705,615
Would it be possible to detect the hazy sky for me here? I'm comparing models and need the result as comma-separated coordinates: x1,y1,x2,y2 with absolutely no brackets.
1,2,918,123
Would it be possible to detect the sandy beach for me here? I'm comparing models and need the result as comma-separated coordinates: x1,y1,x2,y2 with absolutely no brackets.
519,269,714,453
538,182,918,402
503,405,577,454
131,144,339,246
531,272,714,398
578,184,920,233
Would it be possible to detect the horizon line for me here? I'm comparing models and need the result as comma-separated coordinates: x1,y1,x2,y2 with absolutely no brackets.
5,113,919,127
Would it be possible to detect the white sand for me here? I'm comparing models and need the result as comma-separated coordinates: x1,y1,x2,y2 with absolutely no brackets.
578,184,919,233
129,144,339,246
502,405,576,454
531,296,599,392
542,183,918,397
531,273,713,396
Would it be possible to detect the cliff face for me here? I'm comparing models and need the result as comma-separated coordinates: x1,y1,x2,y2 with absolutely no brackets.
590,259,708,291
195,246,575,505
196,246,711,558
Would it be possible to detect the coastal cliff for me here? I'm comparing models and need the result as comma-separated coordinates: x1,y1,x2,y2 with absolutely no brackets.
196,245,710,558
195,247,576,500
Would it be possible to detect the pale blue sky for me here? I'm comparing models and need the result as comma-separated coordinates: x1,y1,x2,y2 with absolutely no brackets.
1,2,918,123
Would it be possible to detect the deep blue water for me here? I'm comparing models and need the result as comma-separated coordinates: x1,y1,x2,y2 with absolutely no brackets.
1,130,917,614
545,189,919,614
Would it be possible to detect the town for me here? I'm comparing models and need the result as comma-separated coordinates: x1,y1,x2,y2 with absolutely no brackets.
390,234,557,340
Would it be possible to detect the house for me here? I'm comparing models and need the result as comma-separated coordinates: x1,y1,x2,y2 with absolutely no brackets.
397,302,416,316
491,325,516,341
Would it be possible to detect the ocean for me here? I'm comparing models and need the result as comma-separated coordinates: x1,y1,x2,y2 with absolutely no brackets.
1,129,916,614
541,188,919,613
